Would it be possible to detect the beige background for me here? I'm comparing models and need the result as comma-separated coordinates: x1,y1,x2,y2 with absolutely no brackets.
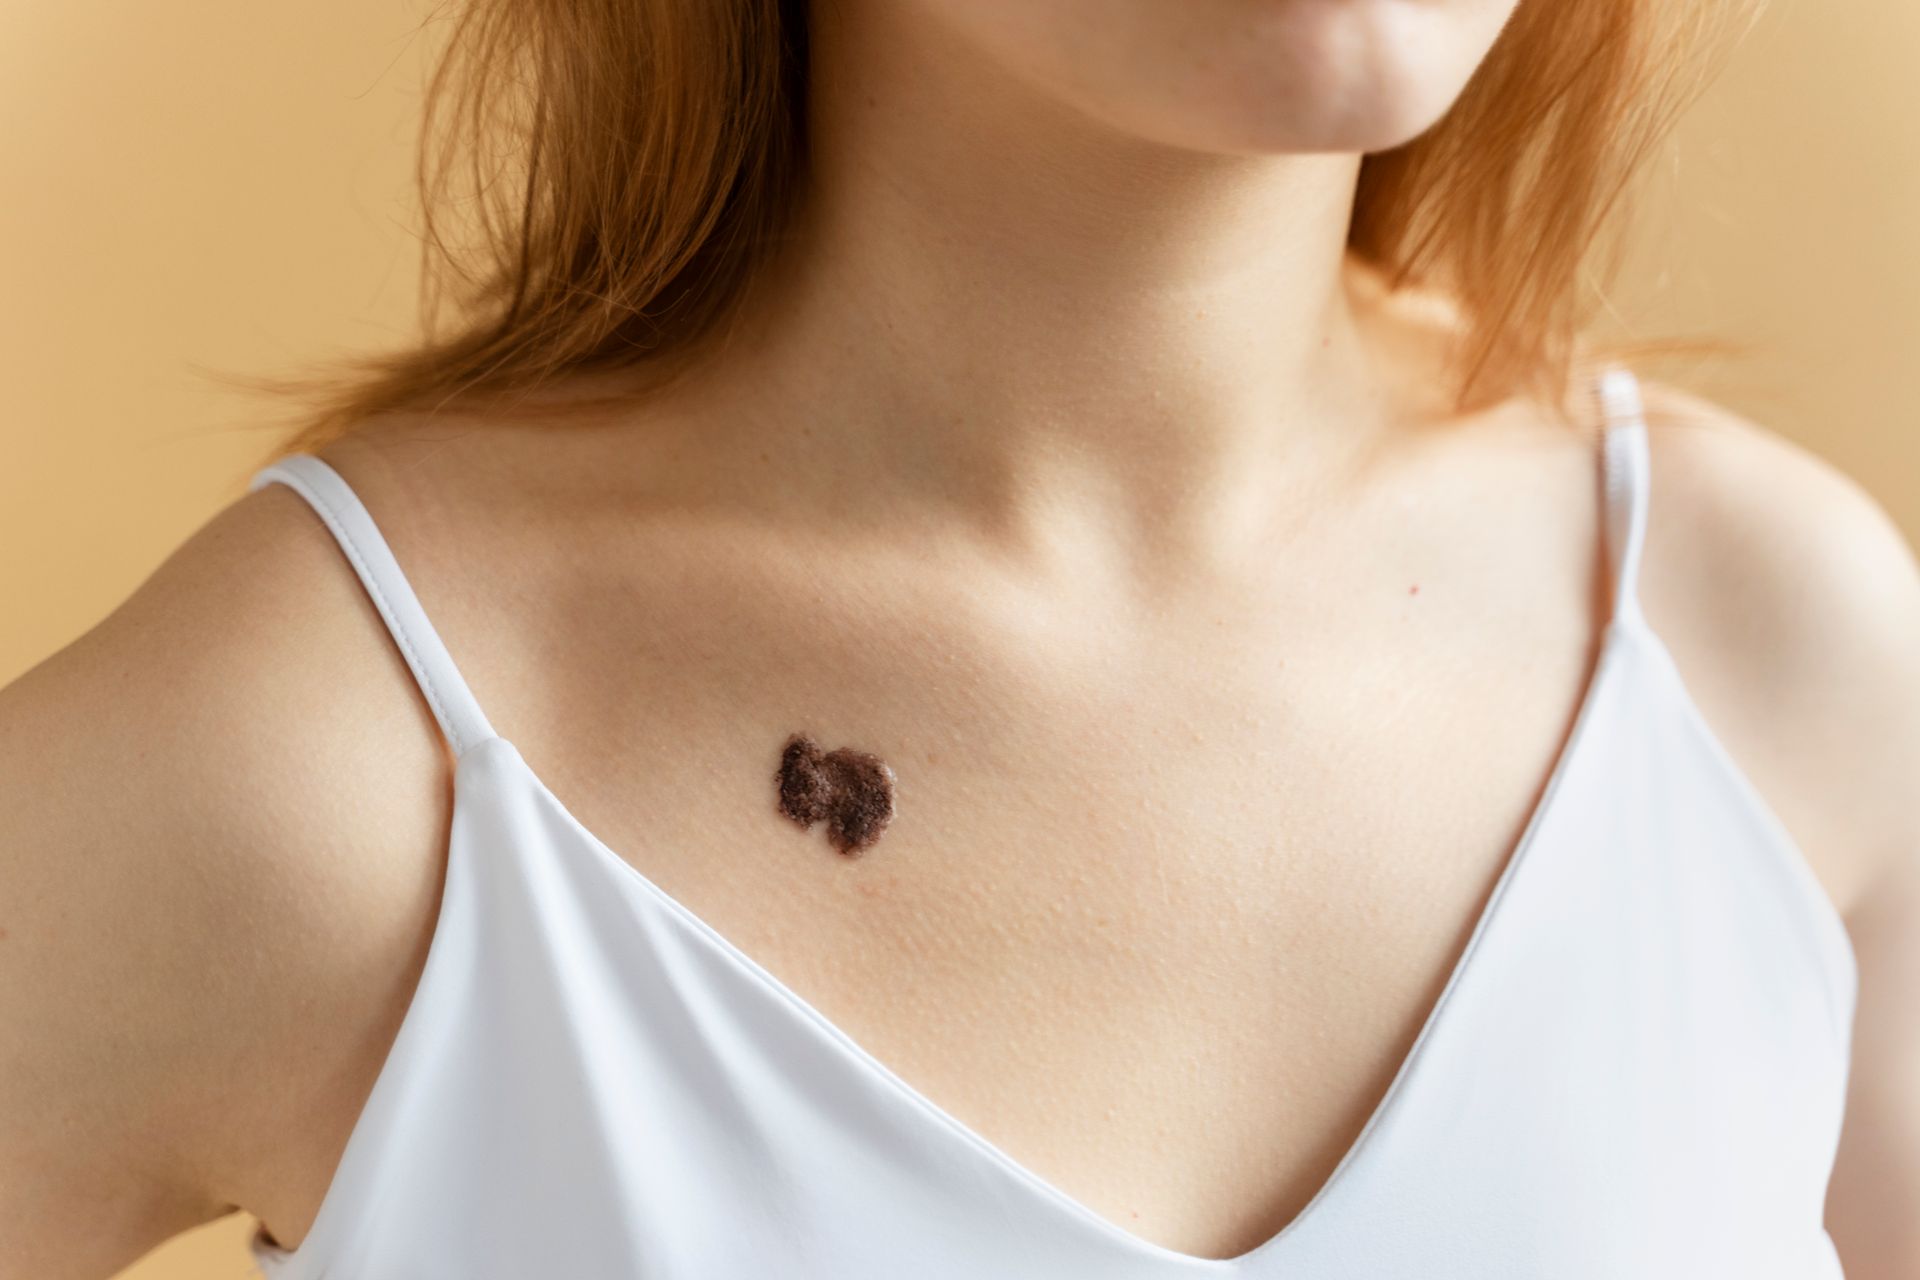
0,1,1913,1276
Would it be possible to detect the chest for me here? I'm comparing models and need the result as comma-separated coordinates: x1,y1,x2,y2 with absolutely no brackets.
265,632,1854,1277
254,475,1854,1272
464,536,1617,1259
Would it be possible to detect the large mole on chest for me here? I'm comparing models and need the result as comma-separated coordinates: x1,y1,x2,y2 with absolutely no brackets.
774,732,897,856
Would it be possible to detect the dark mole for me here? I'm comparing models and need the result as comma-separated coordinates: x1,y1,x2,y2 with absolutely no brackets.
774,732,897,856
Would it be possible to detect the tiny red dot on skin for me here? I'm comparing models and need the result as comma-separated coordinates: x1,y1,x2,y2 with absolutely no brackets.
1409,583,1420,595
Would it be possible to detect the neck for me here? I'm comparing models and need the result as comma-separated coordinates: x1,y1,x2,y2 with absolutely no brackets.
662,6,1425,579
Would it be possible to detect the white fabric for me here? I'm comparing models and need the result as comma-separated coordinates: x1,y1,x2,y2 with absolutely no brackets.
243,365,1858,1278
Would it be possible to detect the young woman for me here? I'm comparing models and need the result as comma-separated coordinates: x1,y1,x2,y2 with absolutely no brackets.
5,1,1916,1277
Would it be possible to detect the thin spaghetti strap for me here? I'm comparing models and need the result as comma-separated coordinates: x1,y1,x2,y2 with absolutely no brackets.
1596,364,1650,630
247,454,498,759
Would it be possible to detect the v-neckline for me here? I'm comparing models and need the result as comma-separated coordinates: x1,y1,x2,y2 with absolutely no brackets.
492,618,1639,1272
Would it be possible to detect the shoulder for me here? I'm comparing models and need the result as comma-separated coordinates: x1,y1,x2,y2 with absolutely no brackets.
1629,380,1920,1275
1628,375,1920,914
1635,377,1916,625
0,451,455,1269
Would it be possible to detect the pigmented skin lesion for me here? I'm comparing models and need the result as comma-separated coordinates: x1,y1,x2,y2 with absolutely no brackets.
775,732,897,856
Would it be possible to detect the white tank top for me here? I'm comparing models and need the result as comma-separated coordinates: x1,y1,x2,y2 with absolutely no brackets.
242,366,1857,1278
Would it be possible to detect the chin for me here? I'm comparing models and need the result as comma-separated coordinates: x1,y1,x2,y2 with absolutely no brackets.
907,0,1520,157
1131,0,1519,156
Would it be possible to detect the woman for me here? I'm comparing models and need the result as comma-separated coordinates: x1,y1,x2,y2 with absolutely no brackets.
4,1,1916,1276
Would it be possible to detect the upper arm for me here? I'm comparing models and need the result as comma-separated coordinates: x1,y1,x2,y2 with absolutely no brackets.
0,481,454,1279
1820,527,1920,1273
1635,379,1920,1274
0,619,247,1277
1832,826,1920,1274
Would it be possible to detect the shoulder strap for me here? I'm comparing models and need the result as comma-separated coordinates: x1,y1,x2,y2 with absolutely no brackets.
1596,364,1650,629
247,454,497,759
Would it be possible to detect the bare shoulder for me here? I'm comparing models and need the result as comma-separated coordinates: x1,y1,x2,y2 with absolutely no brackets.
0,453,455,1275
1628,378,1920,1271
1634,377,1920,645
1628,377,1920,914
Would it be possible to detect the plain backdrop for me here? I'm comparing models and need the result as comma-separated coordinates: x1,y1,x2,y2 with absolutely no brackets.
0,1,1913,1276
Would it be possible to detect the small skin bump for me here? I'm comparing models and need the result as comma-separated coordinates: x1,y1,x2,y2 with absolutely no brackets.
1409,583,1420,595
774,732,898,856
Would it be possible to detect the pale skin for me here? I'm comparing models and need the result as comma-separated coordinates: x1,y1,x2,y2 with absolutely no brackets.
4,0,1918,1274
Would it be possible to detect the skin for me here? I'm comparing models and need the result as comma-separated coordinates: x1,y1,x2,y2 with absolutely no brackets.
5,0,1918,1275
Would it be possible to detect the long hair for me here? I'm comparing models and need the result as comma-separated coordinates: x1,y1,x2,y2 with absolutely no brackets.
240,0,1762,459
